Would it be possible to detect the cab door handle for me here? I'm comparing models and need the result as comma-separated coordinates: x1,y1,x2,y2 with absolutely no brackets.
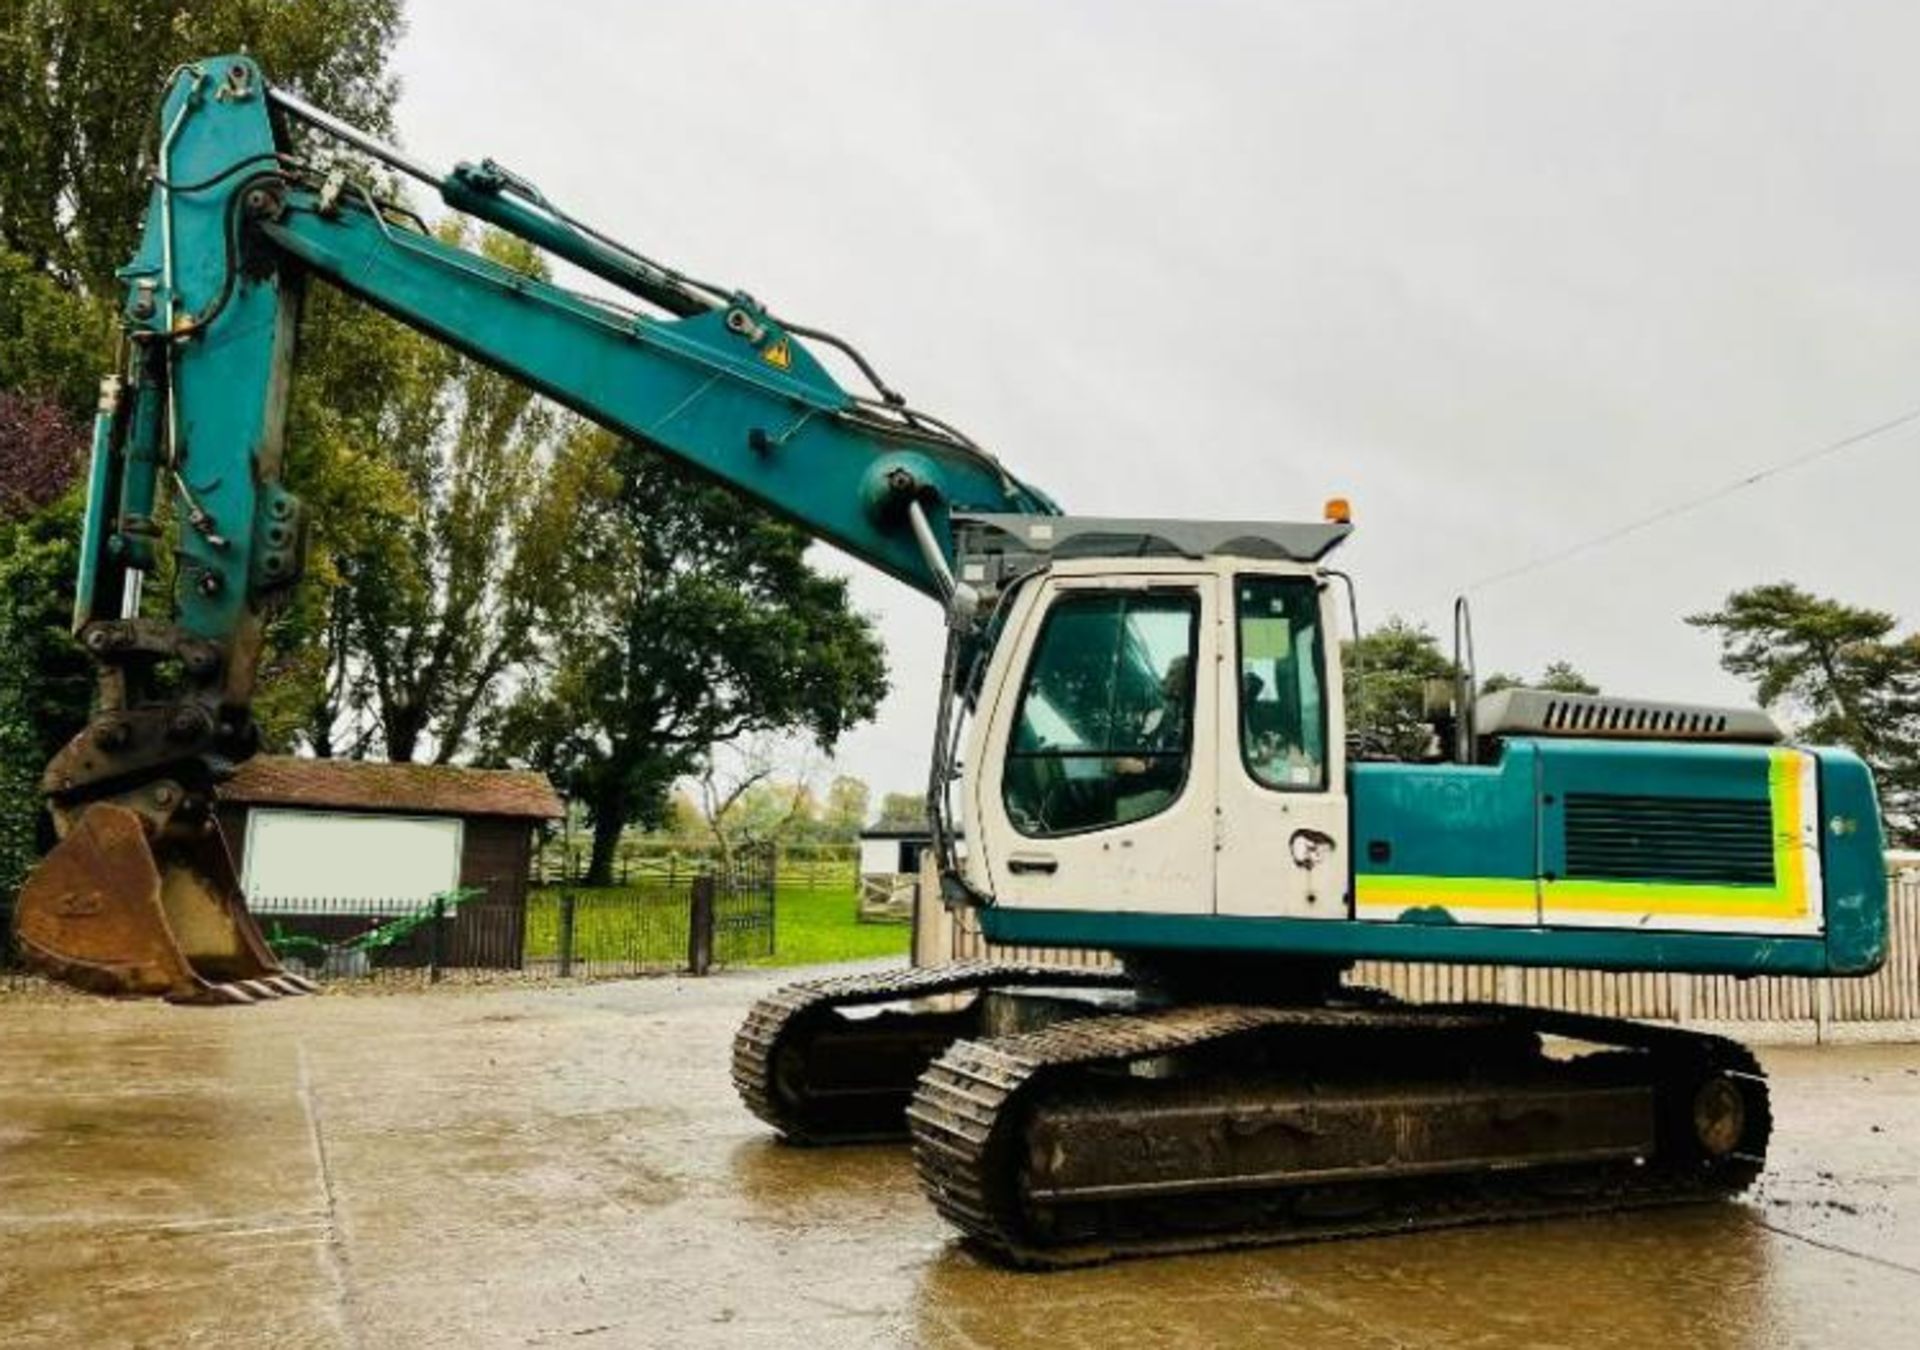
1007,855,1059,876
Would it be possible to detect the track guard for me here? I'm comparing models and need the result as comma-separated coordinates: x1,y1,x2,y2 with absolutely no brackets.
12,802,312,1004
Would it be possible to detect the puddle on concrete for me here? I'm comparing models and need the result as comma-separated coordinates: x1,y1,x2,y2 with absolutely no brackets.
2,976,1916,1348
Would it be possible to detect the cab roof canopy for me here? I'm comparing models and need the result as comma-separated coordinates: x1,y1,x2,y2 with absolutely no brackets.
956,513,1352,570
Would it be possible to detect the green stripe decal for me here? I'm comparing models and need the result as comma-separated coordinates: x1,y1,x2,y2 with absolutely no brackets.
1356,748,1822,926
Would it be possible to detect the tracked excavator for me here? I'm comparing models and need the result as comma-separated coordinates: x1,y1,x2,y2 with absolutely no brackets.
14,58,1890,1266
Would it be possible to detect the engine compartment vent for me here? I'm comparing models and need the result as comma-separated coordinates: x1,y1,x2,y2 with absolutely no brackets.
1476,688,1782,745
1564,793,1776,886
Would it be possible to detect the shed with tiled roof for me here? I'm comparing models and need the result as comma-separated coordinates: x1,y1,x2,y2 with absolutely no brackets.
220,756,563,821
215,756,563,970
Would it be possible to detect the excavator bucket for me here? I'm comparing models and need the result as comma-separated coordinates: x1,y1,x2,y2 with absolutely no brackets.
11,803,315,1005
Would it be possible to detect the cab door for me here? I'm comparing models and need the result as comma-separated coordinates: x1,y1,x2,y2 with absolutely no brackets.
1213,571,1350,919
971,571,1218,915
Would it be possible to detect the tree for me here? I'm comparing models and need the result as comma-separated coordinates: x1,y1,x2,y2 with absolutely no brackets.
0,249,106,413
1347,619,1600,759
0,433,90,902
490,429,889,885
1690,583,1920,842
0,1,402,297
0,2,408,895
660,789,707,842
304,225,590,764
692,738,823,863
874,791,928,832
820,775,871,843
1482,661,1600,696
0,2,409,749
0,390,85,519
711,782,821,855
1343,618,1456,761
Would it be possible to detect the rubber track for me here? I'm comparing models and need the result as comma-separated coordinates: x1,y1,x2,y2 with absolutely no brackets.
907,1001,1771,1267
731,961,1130,1143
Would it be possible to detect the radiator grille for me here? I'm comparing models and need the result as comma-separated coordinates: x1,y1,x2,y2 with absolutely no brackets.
1543,699,1729,736
1563,794,1775,886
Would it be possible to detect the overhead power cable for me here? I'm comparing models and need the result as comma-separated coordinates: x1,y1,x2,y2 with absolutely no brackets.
1443,398,1920,602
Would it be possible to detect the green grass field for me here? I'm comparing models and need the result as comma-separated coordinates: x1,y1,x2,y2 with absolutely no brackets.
757,884,909,966
525,879,907,969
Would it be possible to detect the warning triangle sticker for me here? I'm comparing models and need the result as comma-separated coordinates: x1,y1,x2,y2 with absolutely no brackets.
762,338,792,370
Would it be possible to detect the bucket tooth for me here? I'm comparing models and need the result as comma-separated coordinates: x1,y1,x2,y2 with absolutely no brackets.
12,801,300,1003
193,983,259,1007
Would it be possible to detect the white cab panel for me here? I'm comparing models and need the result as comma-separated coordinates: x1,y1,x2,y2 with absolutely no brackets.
1212,570,1351,919
967,562,1220,915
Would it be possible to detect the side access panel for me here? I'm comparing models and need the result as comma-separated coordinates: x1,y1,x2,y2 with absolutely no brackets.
1537,743,1824,937
1350,746,1542,926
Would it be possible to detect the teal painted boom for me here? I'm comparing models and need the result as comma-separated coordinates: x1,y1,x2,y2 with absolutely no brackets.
64,57,1892,991
78,56,1056,666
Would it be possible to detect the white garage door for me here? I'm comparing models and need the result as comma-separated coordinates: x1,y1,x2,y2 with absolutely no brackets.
243,810,463,912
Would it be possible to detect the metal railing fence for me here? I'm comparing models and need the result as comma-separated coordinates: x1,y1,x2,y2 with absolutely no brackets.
0,845,776,991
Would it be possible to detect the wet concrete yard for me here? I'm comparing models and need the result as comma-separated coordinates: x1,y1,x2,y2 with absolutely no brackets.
2,968,1917,1348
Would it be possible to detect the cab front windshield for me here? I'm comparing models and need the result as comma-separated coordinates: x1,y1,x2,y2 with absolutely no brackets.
1003,590,1198,837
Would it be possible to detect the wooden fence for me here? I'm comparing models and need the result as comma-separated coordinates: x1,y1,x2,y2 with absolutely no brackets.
921,869,1920,1041
858,873,917,924
531,840,857,892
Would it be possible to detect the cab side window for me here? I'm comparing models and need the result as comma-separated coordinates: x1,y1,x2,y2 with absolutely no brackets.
1003,591,1199,837
1236,576,1328,791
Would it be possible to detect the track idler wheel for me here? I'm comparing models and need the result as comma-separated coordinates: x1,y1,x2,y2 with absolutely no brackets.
12,801,314,1004
1655,1049,1769,1186
1691,1076,1748,1158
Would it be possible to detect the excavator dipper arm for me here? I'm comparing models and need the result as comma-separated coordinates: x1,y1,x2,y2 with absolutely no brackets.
15,55,1054,1002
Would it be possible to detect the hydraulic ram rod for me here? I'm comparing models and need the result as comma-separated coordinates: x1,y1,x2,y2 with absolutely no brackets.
266,84,443,186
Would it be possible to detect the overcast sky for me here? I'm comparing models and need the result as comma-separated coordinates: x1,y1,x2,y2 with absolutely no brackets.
391,1,1920,799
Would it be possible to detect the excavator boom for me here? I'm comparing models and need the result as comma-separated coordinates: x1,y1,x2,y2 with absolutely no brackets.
14,55,1053,1001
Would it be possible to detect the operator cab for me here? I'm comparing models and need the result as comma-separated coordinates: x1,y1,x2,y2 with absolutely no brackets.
949,515,1353,923
942,513,1878,976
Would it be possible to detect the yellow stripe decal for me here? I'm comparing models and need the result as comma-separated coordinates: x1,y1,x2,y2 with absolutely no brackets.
1356,877,1536,911
1357,749,1822,923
